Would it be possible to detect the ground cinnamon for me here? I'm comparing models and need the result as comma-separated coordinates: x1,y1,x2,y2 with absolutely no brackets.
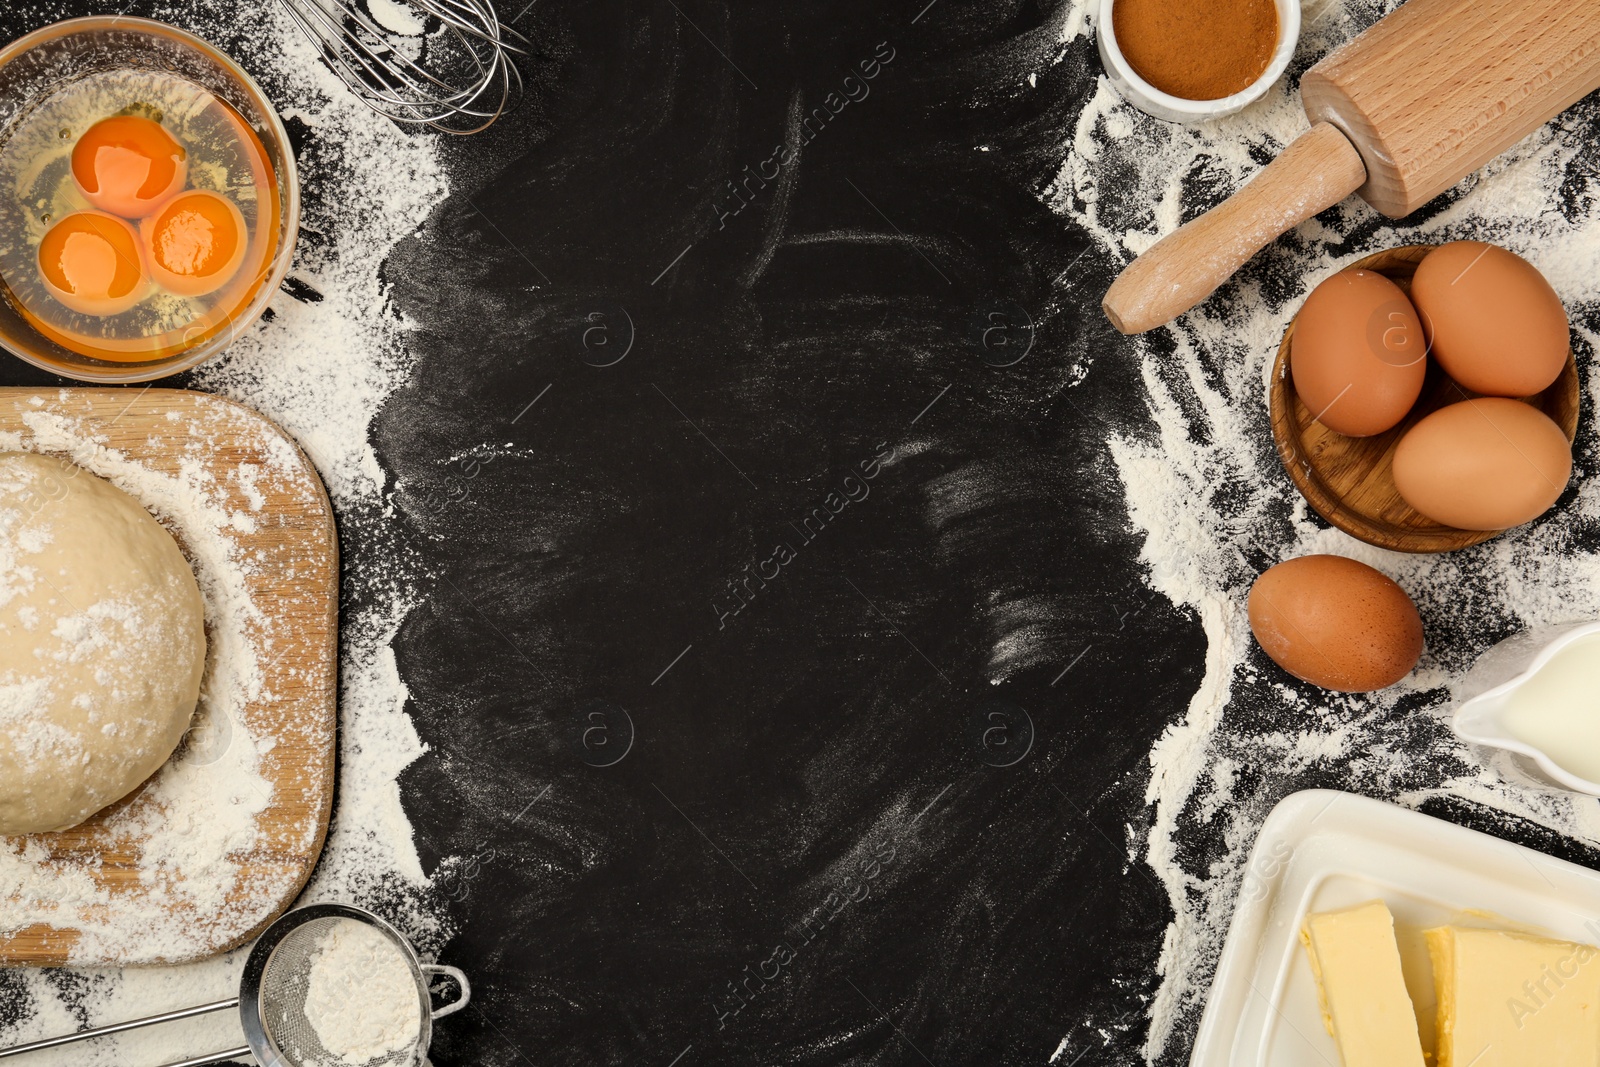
1112,0,1279,102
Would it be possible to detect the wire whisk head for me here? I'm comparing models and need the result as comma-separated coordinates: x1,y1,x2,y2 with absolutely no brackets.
278,0,526,134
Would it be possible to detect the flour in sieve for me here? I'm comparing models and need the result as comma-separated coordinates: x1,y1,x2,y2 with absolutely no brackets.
303,920,422,1066
1041,1,1600,1062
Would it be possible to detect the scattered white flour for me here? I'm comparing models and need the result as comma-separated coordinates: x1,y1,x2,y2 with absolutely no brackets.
366,0,426,37
303,920,422,1065
0,1,449,1062
1042,1,1600,1062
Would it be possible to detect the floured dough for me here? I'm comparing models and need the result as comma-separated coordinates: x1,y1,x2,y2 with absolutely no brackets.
0,451,206,835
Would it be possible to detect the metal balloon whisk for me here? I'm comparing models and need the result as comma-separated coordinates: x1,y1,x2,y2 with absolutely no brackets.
277,0,526,134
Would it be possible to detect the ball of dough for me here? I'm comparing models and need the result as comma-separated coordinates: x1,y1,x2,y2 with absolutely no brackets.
0,452,206,835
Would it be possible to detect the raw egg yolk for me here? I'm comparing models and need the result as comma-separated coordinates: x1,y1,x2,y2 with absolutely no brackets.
36,211,149,317
71,116,188,219
140,190,247,297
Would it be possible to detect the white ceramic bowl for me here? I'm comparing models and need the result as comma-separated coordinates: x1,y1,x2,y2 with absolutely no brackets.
1097,0,1301,124
1452,621,1600,795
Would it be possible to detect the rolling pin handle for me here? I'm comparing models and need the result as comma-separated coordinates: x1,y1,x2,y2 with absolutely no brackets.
1102,122,1369,336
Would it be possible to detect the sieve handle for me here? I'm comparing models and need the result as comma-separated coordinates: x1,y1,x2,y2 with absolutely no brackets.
154,1048,253,1067
422,964,472,1019
0,998,239,1059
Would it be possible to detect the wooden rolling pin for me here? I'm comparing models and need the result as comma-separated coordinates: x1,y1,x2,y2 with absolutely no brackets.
1102,0,1600,336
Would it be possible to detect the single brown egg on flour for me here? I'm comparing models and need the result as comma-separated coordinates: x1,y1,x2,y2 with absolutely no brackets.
1248,555,1424,693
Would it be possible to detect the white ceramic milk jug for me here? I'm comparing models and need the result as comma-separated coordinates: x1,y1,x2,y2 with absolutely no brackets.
1453,621,1600,796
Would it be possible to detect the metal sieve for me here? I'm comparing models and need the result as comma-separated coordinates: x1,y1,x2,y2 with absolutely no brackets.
0,903,470,1067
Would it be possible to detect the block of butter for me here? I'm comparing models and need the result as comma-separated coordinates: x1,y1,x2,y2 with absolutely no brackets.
1428,926,1600,1067
1301,900,1427,1067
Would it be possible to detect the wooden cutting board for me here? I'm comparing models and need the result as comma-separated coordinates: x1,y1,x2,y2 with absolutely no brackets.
0,387,337,966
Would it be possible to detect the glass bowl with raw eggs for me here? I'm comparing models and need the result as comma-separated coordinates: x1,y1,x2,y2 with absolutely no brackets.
0,17,298,382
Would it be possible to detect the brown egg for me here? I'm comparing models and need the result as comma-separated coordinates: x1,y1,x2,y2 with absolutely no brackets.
1291,269,1428,437
1393,398,1572,531
1410,242,1569,397
1248,556,1423,693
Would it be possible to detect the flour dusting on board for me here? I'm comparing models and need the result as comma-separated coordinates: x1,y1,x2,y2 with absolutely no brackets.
0,405,279,958
1044,1,1600,1061
0,0,447,1061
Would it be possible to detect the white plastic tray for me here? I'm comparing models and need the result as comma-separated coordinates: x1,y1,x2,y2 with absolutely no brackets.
1189,789,1600,1067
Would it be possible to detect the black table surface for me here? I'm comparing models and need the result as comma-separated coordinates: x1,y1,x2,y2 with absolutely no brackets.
3,1,1599,1065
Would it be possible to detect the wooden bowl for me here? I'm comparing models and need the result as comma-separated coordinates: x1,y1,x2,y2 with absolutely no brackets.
1270,244,1582,554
